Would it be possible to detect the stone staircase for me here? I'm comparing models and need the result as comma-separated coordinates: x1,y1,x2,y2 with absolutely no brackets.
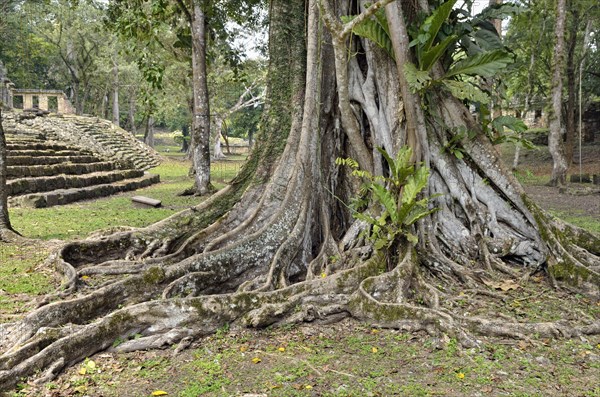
3,111,161,208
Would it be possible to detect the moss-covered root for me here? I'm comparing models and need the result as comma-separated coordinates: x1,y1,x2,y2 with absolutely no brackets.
523,196,600,290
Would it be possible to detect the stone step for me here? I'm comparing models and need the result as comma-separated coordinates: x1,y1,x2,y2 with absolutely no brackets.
8,149,91,157
7,169,145,196
10,173,161,208
7,155,102,166
7,161,119,178
7,142,76,151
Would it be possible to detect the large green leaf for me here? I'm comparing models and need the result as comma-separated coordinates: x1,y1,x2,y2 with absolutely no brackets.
370,184,398,224
420,34,458,71
473,28,503,51
445,50,514,78
404,62,431,93
442,80,490,103
343,16,394,59
401,166,429,205
422,0,458,54
491,115,528,133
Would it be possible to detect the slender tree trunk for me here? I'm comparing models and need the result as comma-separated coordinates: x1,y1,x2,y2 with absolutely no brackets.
0,108,15,238
128,88,137,135
112,58,120,127
547,0,568,187
564,5,579,165
144,116,155,148
190,0,212,195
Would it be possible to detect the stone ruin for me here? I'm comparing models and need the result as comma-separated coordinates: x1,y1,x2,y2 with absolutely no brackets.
1,60,162,208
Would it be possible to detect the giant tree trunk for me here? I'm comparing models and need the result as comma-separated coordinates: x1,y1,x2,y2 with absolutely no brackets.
189,0,213,195
0,0,598,391
547,0,568,186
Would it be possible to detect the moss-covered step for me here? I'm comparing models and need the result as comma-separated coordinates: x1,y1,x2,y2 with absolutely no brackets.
7,169,145,196
7,155,103,166
9,173,161,208
8,149,92,157
6,142,78,151
7,161,119,178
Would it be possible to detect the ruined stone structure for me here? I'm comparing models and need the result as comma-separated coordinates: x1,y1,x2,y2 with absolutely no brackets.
11,89,75,114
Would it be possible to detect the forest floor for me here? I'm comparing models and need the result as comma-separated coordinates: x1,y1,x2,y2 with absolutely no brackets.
2,140,599,397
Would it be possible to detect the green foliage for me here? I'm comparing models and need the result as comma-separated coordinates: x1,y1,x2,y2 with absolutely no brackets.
336,147,436,249
342,10,394,59
444,50,514,79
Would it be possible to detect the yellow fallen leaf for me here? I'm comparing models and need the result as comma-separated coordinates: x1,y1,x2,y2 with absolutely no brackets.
78,367,87,375
151,391,168,396
252,357,262,364
371,329,379,334
456,372,465,380
239,345,248,352
321,272,326,278
81,275,90,280
305,385,313,389
86,359,96,370
597,344,600,350
371,347,378,353
278,347,285,352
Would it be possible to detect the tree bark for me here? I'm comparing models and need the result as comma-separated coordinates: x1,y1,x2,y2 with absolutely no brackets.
112,57,120,127
0,108,17,240
564,5,579,165
189,0,213,195
547,0,568,186
144,115,155,148
127,87,137,135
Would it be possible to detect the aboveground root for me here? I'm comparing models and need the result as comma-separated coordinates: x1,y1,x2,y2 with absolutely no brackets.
1,242,598,392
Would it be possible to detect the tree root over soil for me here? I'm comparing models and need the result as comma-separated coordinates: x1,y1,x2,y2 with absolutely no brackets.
1,1,599,392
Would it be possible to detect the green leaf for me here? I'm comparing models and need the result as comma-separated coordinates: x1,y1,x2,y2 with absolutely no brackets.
445,50,514,78
377,147,397,180
371,184,398,224
406,233,419,245
422,0,458,54
491,115,528,134
420,35,458,71
401,166,429,205
404,62,431,93
442,80,490,103
473,28,503,51
475,3,524,21
344,16,394,59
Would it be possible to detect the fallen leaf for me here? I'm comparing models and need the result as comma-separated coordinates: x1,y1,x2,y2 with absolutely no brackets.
239,345,248,352
371,329,380,334
518,340,529,350
278,347,285,352
252,357,262,364
81,275,90,280
151,391,168,396
320,272,326,278
371,347,378,353
483,279,519,292
78,367,87,375
305,385,313,389
456,372,465,379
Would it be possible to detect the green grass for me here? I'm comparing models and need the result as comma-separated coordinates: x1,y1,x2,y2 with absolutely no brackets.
550,210,600,235
8,158,244,241
0,244,54,316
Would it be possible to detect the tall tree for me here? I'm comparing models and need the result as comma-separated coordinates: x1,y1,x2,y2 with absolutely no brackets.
547,0,568,186
0,108,18,241
0,0,598,390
